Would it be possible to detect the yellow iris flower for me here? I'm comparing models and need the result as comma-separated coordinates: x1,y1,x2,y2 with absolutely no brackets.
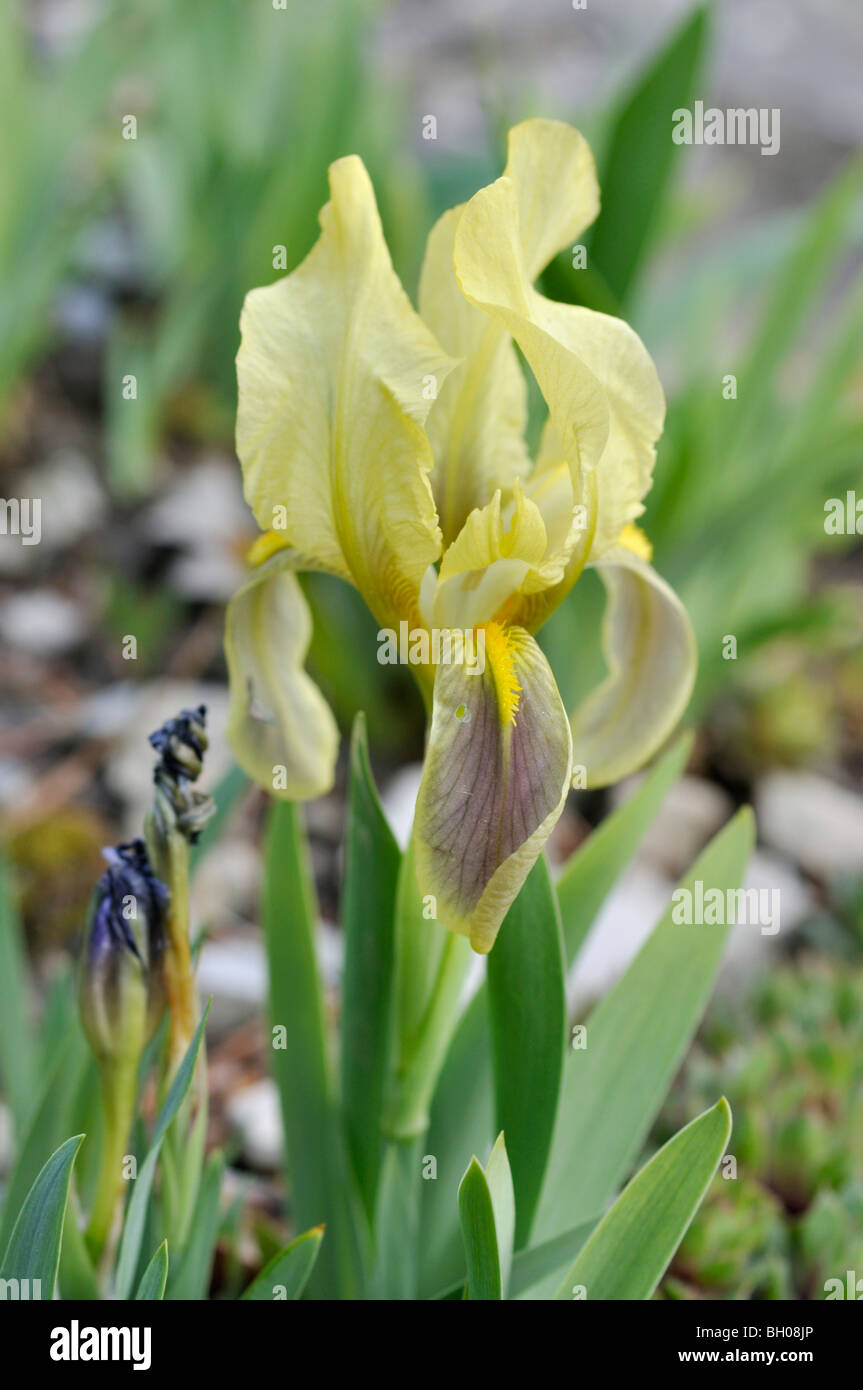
224,119,696,954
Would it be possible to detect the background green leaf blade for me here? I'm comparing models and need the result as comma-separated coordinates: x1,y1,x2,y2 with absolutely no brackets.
114,1005,210,1299
0,1133,83,1295
135,1240,169,1301
555,1099,732,1300
458,1134,514,1301
537,807,754,1241
242,1225,324,1301
586,4,710,302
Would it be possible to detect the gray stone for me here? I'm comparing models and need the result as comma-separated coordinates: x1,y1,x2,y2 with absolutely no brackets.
756,770,863,878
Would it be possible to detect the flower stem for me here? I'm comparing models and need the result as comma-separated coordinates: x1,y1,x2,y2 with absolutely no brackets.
85,1057,138,1264
385,931,472,1141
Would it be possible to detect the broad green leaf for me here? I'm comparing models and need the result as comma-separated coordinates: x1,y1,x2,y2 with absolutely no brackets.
0,1017,90,1252
557,731,694,964
167,1149,224,1300
431,1216,597,1300
512,1218,599,1299
419,737,692,1294
488,857,566,1247
536,808,754,1242
242,1225,324,1300
114,1005,210,1299
58,1188,100,1300
417,988,494,1297
263,801,362,1299
135,1240,169,1300
588,4,709,302
0,1134,83,1295
0,853,37,1133
370,1138,423,1300
341,714,401,1217
458,1134,515,1300
555,1099,732,1300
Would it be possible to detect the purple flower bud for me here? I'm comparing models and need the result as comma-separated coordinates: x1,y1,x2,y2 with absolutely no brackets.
79,839,169,1063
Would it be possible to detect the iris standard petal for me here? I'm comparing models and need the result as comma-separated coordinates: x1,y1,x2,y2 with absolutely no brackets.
453,120,665,524
414,625,572,953
236,154,457,630
432,488,548,630
419,207,531,543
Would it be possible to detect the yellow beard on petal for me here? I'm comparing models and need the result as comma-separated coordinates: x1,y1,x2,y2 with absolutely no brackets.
616,523,653,562
484,621,522,726
247,529,291,568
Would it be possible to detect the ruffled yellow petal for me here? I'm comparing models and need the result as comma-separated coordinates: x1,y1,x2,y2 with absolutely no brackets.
419,207,530,543
414,625,572,953
225,551,338,799
237,155,457,629
432,487,548,630
570,546,696,788
505,442,598,633
501,117,600,282
453,119,665,554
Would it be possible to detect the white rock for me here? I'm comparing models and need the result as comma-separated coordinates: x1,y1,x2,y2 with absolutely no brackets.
757,770,863,877
0,590,86,654
192,841,261,928
716,849,811,991
0,759,33,809
141,457,250,601
28,449,106,551
566,860,671,1013
197,939,268,1028
224,1079,283,1172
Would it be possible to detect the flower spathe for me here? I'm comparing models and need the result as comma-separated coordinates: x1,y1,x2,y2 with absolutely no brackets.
225,119,697,953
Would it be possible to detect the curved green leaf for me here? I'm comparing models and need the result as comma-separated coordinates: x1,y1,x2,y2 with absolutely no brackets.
114,1004,210,1299
242,1225,324,1301
458,1133,515,1301
58,1188,100,1300
167,1150,224,1300
418,989,494,1297
431,1216,598,1300
537,807,754,1242
419,736,691,1294
0,1019,90,1253
588,4,710,301
135,1240,169,1300
555,1099,732,1300
0,1133,83,1295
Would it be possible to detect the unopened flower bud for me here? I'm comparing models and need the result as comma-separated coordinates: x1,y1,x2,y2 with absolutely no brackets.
149,705,216,844
79,839,169,1065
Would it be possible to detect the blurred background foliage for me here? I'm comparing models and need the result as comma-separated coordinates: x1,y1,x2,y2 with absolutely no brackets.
1,0,862,1297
